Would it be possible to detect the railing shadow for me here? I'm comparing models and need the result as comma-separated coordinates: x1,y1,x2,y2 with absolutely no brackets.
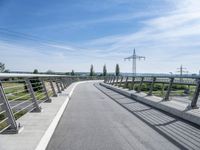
95,83,200,150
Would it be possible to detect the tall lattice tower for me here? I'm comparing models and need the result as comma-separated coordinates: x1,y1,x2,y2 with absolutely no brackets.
124,49,145,76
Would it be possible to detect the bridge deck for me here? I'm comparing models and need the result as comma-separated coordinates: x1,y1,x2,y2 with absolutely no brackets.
47,82,200,150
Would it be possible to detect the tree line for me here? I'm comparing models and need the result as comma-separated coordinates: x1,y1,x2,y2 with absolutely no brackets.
89,64,120,76
0,62,121,76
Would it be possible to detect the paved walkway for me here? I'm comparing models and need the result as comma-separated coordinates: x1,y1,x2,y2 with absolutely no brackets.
47,82,200,150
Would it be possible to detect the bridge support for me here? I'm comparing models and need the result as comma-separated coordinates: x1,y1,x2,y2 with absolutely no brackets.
163,78,174,101
148,77,156,96
191,79,200,108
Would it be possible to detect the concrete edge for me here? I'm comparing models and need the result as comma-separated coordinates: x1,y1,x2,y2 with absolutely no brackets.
35,82,77,150
35,80,100,150
100,83,200,126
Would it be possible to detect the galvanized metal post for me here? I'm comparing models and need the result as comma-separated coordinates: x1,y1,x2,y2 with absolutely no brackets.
59,80,64,91
49,80,57,97
161,83,165,97
163,78,174,101
62,79,67,89
119,76,123,86
131,77,135,90
66,78,70,86
0,81,19,133
104,76,106,83
191,79,200,108
148,77,156,96
40,79,51,103
106,76,109,83
56,80,61,93
115,76,119,86
109,76,113,84
125,76,129,88
137,77,144,93
112,76,116,85
25,79,41,112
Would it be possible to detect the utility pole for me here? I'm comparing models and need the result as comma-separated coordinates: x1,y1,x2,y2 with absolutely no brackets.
177,65,187,82
124,49,145,76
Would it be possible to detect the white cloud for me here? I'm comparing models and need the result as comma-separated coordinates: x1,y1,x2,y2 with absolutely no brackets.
1,0,200,73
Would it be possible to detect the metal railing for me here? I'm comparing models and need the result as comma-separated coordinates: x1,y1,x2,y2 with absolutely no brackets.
0,73,102,134
104,75,200,109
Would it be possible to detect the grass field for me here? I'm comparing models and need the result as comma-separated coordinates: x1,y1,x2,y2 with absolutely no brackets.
117,82,196,99
0,81,54,132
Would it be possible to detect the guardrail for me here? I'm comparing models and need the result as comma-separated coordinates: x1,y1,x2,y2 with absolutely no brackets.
104,75,200,109
0,73,102,134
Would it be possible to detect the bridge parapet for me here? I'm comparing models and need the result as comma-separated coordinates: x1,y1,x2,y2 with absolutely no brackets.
105,75,200,109
0,73,102,134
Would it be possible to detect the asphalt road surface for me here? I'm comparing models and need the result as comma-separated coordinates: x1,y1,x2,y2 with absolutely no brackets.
46,82,200,150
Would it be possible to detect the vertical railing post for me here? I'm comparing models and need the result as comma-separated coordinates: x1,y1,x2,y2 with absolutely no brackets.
137,77,144,93
40,78,51,103
25,79,41,112
161,83,165,97
50,79,57,97
131,77,135,90
115,76,119,86
106,76,109,83
125,76,129,88
0,81,19,133
109,76,113,84
112,76,116,85
104,76,107,83
148,77,156,96
59,79,64,91
191,79,200,108
163,78,174,101
119,76,123,86
62,79,67,89
66,78,71,86
55,79,61,93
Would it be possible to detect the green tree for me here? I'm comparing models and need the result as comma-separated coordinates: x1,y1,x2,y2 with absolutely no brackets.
103,65,107,76
71,70,75,76
46,70,54,74
115,64,120,76
0,62,5,72
33,69,39,74
90,64,95,76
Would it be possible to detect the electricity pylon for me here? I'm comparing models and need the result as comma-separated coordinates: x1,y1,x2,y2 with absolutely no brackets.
124,49,145,76
177,65,188,82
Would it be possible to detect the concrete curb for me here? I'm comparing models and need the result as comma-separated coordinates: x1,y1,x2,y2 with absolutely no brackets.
100,83,200,126
35,82,78,150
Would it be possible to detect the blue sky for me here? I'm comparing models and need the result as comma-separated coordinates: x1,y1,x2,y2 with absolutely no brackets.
0,0,200,73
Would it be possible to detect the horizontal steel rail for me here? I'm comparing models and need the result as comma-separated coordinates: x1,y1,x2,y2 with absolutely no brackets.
104,75,200,109
0,73,103,134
